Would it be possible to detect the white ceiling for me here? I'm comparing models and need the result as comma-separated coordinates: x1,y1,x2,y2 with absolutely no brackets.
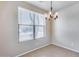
27,1,79,11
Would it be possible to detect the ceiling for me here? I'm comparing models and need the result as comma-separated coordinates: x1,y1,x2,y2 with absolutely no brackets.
27,1,79,12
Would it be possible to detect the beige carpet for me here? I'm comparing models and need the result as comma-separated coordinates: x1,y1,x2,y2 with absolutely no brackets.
21,44,79,57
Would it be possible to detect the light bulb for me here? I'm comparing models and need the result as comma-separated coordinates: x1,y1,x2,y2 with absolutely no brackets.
49,11,52,15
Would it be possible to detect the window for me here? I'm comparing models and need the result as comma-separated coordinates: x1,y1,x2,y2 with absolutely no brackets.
18,7,46,42
35,13,45,38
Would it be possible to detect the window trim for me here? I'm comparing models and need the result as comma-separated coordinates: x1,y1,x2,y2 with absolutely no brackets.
18,7,46,42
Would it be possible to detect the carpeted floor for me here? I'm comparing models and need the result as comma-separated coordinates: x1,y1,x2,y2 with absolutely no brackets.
21,44,79,57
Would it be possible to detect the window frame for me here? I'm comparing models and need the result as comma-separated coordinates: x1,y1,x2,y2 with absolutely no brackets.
18,7,46,42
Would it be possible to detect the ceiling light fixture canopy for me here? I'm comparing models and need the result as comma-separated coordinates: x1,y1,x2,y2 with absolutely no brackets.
45,1,58,21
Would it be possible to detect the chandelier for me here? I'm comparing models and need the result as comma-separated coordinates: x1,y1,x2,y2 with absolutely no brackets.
45,1,58,21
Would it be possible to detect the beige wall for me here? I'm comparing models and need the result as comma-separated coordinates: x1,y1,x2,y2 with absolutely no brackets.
0,1,51,56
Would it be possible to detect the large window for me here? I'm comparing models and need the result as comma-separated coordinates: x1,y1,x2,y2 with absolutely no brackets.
18,7,46,42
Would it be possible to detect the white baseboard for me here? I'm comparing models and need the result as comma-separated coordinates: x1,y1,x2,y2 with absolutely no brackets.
16,43,79,57
16,43,50,57
51,43,79,53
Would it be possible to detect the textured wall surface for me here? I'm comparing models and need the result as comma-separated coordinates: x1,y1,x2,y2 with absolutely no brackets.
52,3,79,53
0,2,51,56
